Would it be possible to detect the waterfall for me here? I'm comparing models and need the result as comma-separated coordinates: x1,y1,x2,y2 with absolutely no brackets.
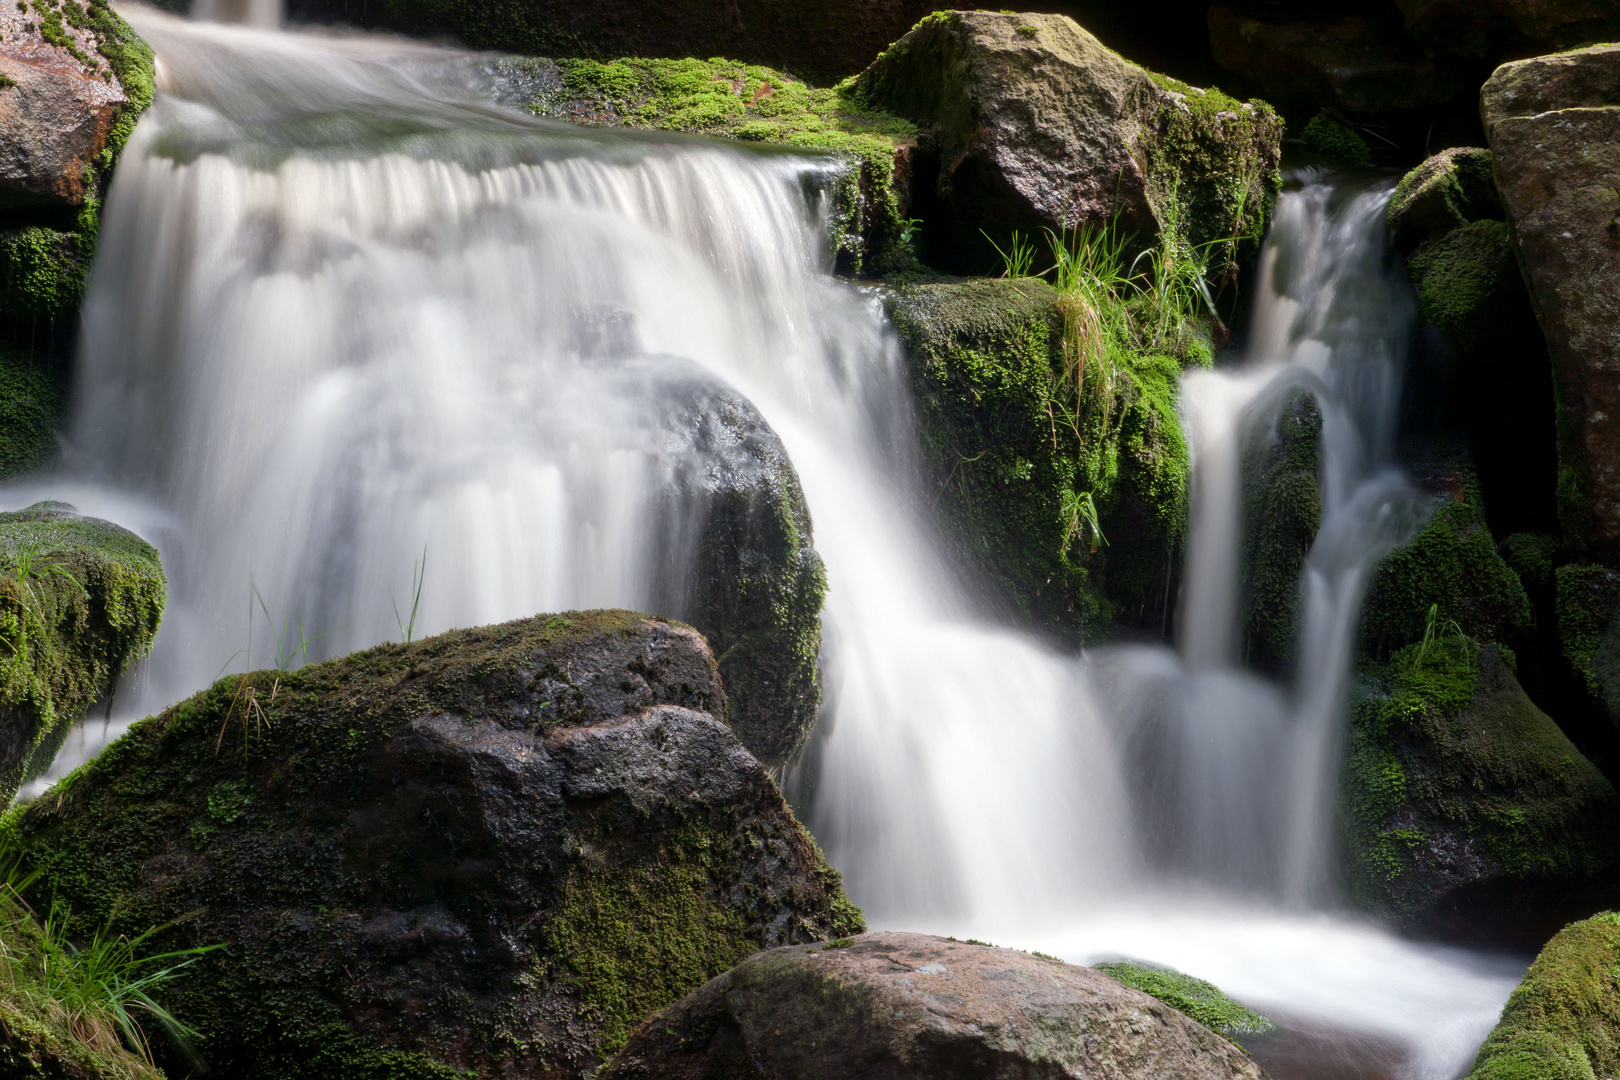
9,10,1524,1077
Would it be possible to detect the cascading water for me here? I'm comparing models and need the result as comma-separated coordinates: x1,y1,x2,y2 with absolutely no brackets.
8,8,1526,1077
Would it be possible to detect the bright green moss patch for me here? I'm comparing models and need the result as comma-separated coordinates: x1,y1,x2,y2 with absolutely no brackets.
521,56,917,273
0,348,64,478
0,225,90,321
1467,912,1620,1080
0,502,164,802
1345,638,1618,920
1095,960,1273,1038
890,278,1190,641
1301,114,1373,169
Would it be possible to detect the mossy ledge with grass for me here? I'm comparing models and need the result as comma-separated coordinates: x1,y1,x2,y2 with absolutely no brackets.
1467,911,1620,1080
0,502,164,804
4,609,862,1079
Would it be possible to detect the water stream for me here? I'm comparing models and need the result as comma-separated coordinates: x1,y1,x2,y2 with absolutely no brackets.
11,10,1525,1077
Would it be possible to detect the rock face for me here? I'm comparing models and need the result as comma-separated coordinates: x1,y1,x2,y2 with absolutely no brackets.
1208,5,1471,117
1400,0,1620,65
8,611,864,1079
851,11,1282,268
1344,640,1619,923
1466,911,1620,1079
600,933,1267,1080
0,501,164,802
1483,44,1620,559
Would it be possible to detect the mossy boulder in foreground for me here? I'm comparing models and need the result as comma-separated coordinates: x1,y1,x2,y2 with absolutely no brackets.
600,933,1266,1080
851,11,1282,271
1467,911,1620,1080
5,611,863,1079
0,501,164,802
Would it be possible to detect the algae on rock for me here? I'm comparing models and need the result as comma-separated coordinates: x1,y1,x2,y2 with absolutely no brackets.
0,502,164,802
4,610,861,1080
1094,960,1274,1039
1466,911,1620,1080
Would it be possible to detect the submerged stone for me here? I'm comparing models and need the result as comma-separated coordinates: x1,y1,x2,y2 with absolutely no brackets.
601,932,1267,1080
0,501,164,802
6,610,862,1079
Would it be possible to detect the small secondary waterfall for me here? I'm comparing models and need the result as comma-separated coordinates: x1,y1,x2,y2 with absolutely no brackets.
8,9,1524,1077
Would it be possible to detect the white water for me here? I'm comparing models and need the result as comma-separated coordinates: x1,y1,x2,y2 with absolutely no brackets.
14,10,1521,1076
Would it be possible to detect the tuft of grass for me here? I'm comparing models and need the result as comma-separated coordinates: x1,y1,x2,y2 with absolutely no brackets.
391,545,427,645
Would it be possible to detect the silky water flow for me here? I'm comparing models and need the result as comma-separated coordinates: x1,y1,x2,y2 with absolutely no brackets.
7,10,1524,1077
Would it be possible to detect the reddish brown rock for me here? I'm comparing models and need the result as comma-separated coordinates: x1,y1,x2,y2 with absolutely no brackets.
601,932,1268,1080
0,0,128,207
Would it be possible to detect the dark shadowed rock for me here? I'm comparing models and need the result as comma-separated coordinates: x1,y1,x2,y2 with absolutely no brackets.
852,11,1281,267
600,932,1268,1080
1399,0,1620,65
9,611,863,1079
1484,44,1620,558
1208,5,1472,117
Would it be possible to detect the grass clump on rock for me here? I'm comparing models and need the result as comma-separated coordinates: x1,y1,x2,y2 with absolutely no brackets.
1095,960,1274,1038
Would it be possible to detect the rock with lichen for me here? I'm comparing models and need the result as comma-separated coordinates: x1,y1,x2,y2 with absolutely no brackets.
849,10,1282,272
600,932,1267,1080
1465,911,1620,1079
1387,147,1502,254
1483,43,1620,560
0,500,164,802
3,609,863,1080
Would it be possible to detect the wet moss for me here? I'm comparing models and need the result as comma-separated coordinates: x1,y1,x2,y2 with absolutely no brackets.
1467,911,1620,1080
1388,147,1501,252
1095,961,1273,1038
520,56,917,274
1301,114,1373,169
1555,565,1620,713
889,278,1189,641
0,347,64,479
0,502,165,801
1407,220,1525,358
1344,639,1618,921
1241,392,1321,670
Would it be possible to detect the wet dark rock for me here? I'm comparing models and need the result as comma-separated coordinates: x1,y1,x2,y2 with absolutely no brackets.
1208,5,1472,117
9,610,863,1079
1399,0,1620,65
600,932,1267,1080
852,10,1281,270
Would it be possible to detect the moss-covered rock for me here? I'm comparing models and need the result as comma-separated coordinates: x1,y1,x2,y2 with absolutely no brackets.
1240,391,1321,671
0,347,65,479
4,610,862,1079
1094,961,1274,1039
1361,464,1532,659
498,55,917,274
1408,220,1526,359
889,278,1189,640
1344,639,1620,922
1466,911,1620,1080
0,502,164,803
1300,114,1373,169
849,11,1281,274
1387,147,1502,254
1555,564,1620,726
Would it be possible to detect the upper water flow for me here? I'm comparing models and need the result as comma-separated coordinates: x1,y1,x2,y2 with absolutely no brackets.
20,12,1520,1077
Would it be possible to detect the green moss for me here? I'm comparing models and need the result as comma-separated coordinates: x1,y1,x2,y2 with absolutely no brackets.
1555,564,1620,708
1502,532,1561,592
1467,912,1620,1079
1241,392,1321,669
1388,147,1501,250
0,226,88,320
1345,639,1618,920
1408,220,1524,357
1095,960,1274,1037
0,503,165,801
522,56,917,274
1301,114,1373,169
0,347,64,479
890,278,1190,640
1361,478,1532,657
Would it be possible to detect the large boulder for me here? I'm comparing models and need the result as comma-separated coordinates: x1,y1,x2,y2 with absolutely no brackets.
1466,911,1620,1079
1344,639,1620,925
0,501,165,802
1483,44,1620,559
600,932,1267,1080
5,610,864,1079
1400,0,1620,65
851,11,1282,270
1207,4,1472,118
